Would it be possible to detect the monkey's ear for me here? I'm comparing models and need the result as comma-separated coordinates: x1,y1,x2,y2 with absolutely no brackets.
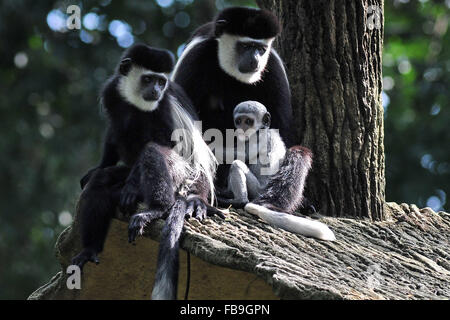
119,58,132,75
215,19,228,37
263,112,271,127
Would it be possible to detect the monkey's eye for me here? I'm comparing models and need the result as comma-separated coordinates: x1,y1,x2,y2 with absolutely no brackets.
158,78,166,87
245,119,254,126
142,75,152,83
256,45,267,53
235,119,241,125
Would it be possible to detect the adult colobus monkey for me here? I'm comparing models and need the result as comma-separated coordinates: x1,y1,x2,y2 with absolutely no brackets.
72,44,222,300
218,101,335,241
173,7,292,148
172,7,320,226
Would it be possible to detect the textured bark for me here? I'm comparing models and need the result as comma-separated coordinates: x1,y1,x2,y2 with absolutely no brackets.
29,204,450,300
257,0,385,220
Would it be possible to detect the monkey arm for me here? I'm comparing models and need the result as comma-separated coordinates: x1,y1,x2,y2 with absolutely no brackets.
98,138,120,168
97,127,120,168
80,130,119,189
119,162,142,215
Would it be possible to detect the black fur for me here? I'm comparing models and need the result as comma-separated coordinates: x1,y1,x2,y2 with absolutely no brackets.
216,196,246,209
254,146,313,213
73,166,130,268
151,194,224,300
188,22,215,42
181,19,292,145
174,9,292,187
118,43,175,74
214,7,281,39
72,45,213,274
101,77,176,165
174,8,315,215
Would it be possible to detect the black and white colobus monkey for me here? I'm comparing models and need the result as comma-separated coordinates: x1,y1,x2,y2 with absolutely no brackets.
72,44,222,300
172,7,291,178
173,7,292,148
217,101,285,207
218,101,335,241
172,7,318,220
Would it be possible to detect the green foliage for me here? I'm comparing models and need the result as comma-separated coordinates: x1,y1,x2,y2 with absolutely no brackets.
0,0,447,299
383,0,449,212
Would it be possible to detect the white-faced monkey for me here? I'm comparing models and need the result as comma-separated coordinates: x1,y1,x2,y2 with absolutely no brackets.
72,44,222,300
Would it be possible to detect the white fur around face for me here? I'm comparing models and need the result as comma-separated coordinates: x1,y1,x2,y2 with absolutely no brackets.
217,34,274,84
118,66,169,112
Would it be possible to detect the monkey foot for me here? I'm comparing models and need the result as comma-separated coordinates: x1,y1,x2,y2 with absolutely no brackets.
128,211,162,243
71,248,99,270
185,197,207,221
185,197,225,221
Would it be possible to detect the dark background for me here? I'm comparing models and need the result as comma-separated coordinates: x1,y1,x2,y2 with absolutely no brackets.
0,0,448,299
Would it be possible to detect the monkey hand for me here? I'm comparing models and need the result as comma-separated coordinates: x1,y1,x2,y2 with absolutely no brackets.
71,247,99,270
119,182,141,215
80,167,99,189
185,196,225,221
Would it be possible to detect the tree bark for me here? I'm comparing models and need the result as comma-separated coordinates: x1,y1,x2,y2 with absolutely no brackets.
29,203,450,300
257,0,385,220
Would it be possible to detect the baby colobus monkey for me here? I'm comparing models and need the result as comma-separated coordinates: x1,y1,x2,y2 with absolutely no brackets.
72,44,222,300
220,101,335,241
218,101,285,207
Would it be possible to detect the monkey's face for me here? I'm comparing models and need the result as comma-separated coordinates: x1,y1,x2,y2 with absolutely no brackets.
139,74,167,101
234,114,257,142
217,34,273,84
118,63,169,112
235,40,269,74
233,101,271,141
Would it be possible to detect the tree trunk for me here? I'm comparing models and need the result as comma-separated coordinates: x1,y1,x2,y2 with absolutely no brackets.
257,0,385,220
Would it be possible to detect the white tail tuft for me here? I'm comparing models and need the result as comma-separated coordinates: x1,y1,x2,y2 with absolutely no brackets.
151,271,174,300
244,203,336,241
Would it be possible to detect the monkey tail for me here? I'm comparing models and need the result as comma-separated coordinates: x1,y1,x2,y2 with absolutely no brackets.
244,203,335,241
151,196,186,300
245,146,336,241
